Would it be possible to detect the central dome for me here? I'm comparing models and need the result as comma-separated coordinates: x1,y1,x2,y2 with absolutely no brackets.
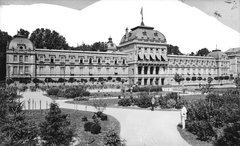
119,25,167,45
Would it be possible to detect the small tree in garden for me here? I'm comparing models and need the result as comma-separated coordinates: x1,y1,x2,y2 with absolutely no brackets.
58,78,65,85
90,77,95,83
93,99,108,112
6,78,14,86
107,76,112,81
0,87,38,145
101,123,125,146
116,77,121,82
191,77,196,81
44,78,52,85
39,102,74,146
186,77,190,82
174,73,184,85
68,77,76,85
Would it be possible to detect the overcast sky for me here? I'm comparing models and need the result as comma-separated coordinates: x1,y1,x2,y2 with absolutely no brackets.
0,0,239,53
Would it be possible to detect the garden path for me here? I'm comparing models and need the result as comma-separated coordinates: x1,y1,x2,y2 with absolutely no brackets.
21,91,190,146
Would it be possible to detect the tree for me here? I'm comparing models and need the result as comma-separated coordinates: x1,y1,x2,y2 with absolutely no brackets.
116,77,121,82
107,76,112,81
195,48,210,56
98,77,104,82
189,52,195,56
17,28,30,38
167,44,183,55
68,77,76,84
29,28,69,49
91,42,107,52
0,30,12,81
174,73,184,85
58,78,65,84
0,87,38,145
6,78,14,86
39,102,74,146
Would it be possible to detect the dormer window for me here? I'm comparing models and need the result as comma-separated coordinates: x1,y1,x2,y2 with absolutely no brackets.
40,56,44,62
115,59,118,65
142,31,147,35
70,56,74,62
98,58,101,64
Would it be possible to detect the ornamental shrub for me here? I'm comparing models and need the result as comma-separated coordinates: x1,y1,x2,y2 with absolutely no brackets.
215,122,240,146
84,121,93,132
82,116,88,122
29,86,36,92
118,98,132,106
134,93,151,108
166,99,176,108
46,87,60,96
74,97,89,101
95,111,103,118
90,120,101,134
100,114,108,121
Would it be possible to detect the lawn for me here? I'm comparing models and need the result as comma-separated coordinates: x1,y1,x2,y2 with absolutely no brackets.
23,108,120,146
181,94,206,101
66,98,120,107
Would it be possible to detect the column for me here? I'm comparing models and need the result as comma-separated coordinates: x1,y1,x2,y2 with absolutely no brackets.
141,66,144,75
147,66,150,74
153,67,156,75
147,78,150,85
141,78,144,85
159,78,162,85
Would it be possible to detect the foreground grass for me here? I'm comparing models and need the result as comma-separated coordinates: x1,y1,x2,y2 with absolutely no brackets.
24,109,120,146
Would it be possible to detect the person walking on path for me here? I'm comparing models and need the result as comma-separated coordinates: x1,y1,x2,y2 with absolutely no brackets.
180,105,187,129
151,96,155,111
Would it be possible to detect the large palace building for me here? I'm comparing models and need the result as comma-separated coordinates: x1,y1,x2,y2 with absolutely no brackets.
6,20,240,86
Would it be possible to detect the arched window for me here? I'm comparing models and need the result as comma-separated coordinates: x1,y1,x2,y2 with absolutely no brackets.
60,56,65,62
40,56,44,62
19,55,23,62
25,56,28,62
13,55,17,62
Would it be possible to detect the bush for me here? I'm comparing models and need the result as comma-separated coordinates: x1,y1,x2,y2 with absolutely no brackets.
93,99,108,112
46,87,60,96
90,120,101,134
84,121,93,132
166,99,176,108
118,98,132,106
29,86,37,92
215,122,240,146
74,97,89,101
132,86,162,92
82,116,88,122
95,111,103,118
92,114,97,120
100,114,108,121
134,93,151,108
186,120,216,141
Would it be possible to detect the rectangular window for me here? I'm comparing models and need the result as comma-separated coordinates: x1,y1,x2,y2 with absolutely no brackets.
19,56,23,62
13,66,17,75
25,56,29,62
24,66,29,74
70,67,74,75
106,68,110,74
79,67,83,74
50,67,54,75
13,55,17,62
60,67,65,75
98,68,101,74
40,67,44,74
19,66,23,74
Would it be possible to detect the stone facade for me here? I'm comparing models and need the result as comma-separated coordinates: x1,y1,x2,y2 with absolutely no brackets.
6,23,238,86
